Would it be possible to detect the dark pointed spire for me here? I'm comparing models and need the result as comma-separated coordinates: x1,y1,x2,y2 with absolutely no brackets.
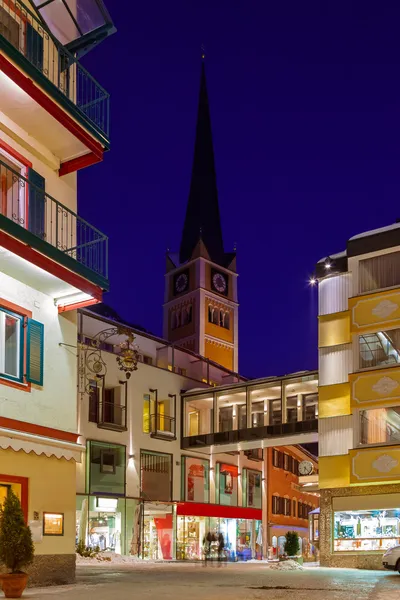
179,61,225,264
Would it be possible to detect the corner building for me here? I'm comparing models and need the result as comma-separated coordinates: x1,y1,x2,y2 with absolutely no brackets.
317,222,400,569
0,0,114,584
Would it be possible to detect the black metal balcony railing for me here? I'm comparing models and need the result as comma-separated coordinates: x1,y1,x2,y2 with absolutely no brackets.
149,414,176,438
98,401,126,430
0,159,108,280
0,0,109,138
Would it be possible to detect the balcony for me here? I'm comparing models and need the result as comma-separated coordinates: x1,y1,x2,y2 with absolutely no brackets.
97,400,127,432
0,0,110,166
0,158,108,290
149,414,176,441
181,419,318,450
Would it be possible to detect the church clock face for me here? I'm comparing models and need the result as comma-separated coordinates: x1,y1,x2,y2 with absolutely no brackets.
174,271,189,295
211,270,228,295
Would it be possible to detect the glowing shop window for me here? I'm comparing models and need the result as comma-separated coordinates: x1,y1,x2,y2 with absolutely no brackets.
334,509,400,552
43,512,64,536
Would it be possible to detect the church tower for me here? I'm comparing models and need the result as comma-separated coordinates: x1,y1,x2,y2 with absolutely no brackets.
163,61,239,372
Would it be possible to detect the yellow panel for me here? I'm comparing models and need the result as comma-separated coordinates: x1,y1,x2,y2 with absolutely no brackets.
349,289,400,333
0,448,76,556
319,311,351,347
319,383,351,417
350,366,400,409
205,340,233,370
319,455,350,489
350,445,400,484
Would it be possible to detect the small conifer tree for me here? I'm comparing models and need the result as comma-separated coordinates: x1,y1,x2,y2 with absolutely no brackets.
0,491,34,573
283,531,300,557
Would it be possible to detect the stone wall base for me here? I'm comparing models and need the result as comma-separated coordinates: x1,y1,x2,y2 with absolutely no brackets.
321,553,384,570
27,554,76,587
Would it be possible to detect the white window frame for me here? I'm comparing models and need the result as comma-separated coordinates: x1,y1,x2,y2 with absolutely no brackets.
0,308,23,382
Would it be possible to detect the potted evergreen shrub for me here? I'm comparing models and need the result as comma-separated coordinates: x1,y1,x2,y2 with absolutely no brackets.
0,491,34,598
283,531,302,565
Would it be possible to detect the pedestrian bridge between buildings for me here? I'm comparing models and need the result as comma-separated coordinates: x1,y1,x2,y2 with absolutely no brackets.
181,370,318,454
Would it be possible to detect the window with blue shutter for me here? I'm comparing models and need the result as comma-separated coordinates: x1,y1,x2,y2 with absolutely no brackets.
28,169,46,240
26,23,44,72
26,318,44,386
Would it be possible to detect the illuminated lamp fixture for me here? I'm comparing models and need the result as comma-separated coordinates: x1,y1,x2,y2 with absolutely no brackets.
325,258,332,270
309,276,317,286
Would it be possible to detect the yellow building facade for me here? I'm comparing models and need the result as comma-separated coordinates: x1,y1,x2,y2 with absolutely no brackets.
317,226,400,569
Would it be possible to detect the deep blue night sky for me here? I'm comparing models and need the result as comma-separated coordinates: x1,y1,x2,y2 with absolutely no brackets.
78,1,400,378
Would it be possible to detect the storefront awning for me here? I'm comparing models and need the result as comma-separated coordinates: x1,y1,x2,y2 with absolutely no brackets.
177,502,262,521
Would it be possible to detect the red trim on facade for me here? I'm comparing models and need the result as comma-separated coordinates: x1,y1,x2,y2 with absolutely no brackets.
0,474,28,522
0,139,32,167
0,230,103,300
58,298,100,313
59,152,102,177
177,502,262,520
0,55,104,166
0,416,79,443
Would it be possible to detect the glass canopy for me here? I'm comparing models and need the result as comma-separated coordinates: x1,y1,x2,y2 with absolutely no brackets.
32,0,115,56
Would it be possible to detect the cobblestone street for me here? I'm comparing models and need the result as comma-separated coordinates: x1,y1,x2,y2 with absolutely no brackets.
13,562,400,600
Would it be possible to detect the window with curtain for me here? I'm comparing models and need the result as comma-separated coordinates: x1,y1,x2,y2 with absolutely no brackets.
360,406,400,445
359,329,400,369
359,251,400,294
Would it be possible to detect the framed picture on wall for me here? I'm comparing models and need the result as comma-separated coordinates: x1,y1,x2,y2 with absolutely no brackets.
43,512,64,536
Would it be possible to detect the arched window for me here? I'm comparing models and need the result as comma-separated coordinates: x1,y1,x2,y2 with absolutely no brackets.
213,308,219,325
187,304,193,323
171,311,176,330
224,312,230,329
176,310,181,328
219,309,224,327
208,305,213,323
181,307,187,326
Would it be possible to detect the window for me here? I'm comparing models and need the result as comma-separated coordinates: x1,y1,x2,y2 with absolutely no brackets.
182,456,209,503
360,406,400,445
334,508,400,552
272,449,280,467
286,396,298,423
141,450,172,501
0,306,44,386
272,495,286,515
0,308,22,381
359,251,400,294
251,401,264,428
143,394,151,433
242,469,261,508
291,459,299,476
208,306,213,323
100,449,116,474
283,454,292,472
87,441,125,495
304,394,318,420
216,463,238,506
142,355,153,365
269,399,282,425
359,329,400,370
284,498,291,516
292,499,297,517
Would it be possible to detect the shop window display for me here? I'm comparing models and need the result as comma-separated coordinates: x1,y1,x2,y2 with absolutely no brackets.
142,502,173,560
76,495,125,554
334,509,400,552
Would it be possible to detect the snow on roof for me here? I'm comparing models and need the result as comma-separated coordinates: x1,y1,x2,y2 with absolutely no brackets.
317,250,347,264
349,222,400,241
